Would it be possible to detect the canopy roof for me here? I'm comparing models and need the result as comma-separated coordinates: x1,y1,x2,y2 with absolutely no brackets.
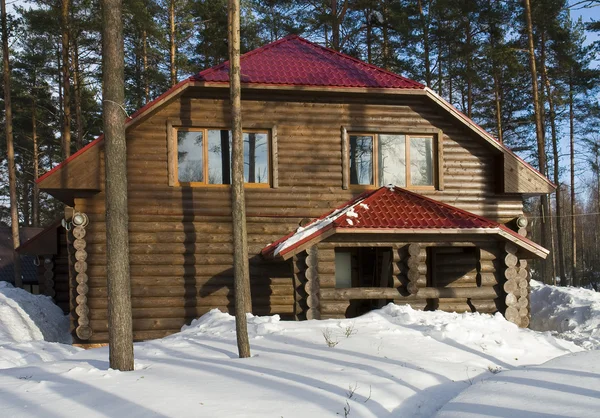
261,186,549,260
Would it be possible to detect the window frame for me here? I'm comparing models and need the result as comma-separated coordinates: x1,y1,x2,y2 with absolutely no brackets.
169,125,272,188
345,130,442,190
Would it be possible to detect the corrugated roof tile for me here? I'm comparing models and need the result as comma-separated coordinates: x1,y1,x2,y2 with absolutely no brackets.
194,35,424,90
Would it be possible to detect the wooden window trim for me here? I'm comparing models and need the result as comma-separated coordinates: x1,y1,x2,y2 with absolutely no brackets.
167,123,273,188
343,128,443,190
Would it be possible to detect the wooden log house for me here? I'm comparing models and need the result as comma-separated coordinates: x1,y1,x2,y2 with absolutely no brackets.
21,35,553,344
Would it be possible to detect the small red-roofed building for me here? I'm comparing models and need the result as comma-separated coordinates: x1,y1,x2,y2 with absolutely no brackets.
29,36,553,344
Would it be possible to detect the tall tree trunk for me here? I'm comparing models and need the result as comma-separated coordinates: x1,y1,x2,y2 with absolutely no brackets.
488,0,504,143
543,74,565,285
466,18,473,118
365,9,372,64
228,0,251,359
381,0,389,69
143,29,149,103
61,0,71,159
524,0,552,283
32,94,40,227
569,75,577,286
72,38,84,150
2,0,21,287
103,0,134,371
330,0,348,51
418,0,431,86
169,0,177,86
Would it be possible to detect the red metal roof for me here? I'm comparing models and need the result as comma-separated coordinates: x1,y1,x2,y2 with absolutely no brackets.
194,35,424,89
261,186,545,259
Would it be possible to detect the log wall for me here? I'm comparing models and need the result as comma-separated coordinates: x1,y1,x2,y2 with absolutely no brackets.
70,89,524,342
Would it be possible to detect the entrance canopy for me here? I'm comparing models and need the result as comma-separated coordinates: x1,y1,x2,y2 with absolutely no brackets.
261,186,549,260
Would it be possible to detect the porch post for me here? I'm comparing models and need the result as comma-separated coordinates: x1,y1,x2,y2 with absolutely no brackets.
503,242,530,327
305,246,321,320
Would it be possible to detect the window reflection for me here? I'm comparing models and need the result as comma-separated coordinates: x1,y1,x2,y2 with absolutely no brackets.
410,137,434,186
244,132,269,184
349,135,373,185
379,134,406,187
177,131,204,182
177,129,269,185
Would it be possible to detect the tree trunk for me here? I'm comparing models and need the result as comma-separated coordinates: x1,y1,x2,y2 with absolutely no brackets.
381,0,389,69
543,72,565,285
143,29,149,103
228,0,251,359
418,0,431,87
466,18,473,118
365,9,372,64
569,75,577,286
102,0,134,371
61,0,71,159
524,0,552,283
32,90,40,227
169,0,177,86
73,38,83,150
2,0,21,288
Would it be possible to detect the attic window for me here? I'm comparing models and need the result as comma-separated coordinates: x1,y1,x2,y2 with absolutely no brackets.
348,133,436,189
175,128,270,186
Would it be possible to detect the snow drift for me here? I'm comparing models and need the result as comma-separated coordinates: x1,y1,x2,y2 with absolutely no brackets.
530,280,600,350
0,282,80,368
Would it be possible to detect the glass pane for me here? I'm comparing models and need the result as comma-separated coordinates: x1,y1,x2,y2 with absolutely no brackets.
207,130,232,184
335,251,352,288
349,135,373,185
177,130,204,182
410,136,434,186
378,134,406,187
244,132,269,184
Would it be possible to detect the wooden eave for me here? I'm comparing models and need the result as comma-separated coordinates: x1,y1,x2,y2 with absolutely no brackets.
273,227,548,262
17,220,60,255
37,78,191,202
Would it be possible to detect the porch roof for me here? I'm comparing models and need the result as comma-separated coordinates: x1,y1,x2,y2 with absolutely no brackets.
261,186,549,260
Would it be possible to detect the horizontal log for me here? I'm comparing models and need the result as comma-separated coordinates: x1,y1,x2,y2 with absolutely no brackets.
413,286,500,300
87,284,293,298
320,302,350,315
89,304,294,320
436,302,497,313
87,295,294,309
320,286,499,301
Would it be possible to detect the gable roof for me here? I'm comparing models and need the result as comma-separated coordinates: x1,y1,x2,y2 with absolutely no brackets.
36,35,554,197
261,186,549,260
194,35,424,89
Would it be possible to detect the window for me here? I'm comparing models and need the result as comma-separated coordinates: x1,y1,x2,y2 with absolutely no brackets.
176,128,269,186
348,133,435,188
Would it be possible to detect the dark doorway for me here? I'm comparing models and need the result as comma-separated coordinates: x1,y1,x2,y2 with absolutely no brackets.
335,247,393,317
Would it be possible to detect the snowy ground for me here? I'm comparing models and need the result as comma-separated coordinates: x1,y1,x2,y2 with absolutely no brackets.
530,280,600,350
0,283,80,369
0,281,597,417
436,350,600,418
